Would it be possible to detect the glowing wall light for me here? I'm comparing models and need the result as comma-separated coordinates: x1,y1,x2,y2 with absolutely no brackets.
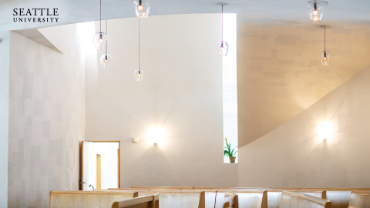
319,123,331,140
147,127,165,144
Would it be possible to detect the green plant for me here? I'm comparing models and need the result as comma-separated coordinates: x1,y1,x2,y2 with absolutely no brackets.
224,137,237,157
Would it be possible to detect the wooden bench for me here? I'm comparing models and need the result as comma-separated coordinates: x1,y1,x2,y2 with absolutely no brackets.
112,195,159,208
199,191,236,208
279,191,331,208
348,191,370,208
232,191,267,208
49,190,138,208
266,190,326,208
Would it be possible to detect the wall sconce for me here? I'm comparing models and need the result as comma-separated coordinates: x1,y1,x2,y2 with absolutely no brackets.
319,123,330,140
147,127,165,144
132,137,139,143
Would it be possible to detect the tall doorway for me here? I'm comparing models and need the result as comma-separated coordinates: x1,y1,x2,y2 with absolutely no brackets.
80,141,120,190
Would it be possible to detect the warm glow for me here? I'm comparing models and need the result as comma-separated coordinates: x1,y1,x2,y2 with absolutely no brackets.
319,123,331,140
104,59,108,63
147,127,165,144
220,46,224,51
137,5,144,10
323,57,327,61
99,38,103,43
138,73,142,77
313,17,319,21
312,10,318,15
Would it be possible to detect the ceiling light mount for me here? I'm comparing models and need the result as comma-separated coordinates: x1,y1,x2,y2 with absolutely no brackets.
320,25,330,28
217,2,228,6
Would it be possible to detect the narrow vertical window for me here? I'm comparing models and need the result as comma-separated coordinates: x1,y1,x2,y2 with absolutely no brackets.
223,14,238,163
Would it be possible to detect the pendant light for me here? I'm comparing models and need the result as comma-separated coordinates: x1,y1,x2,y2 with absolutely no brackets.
134,0,150,18
100,20,112,68
134,18,145,81
217,2,229,57
320,25,331,66
93,0,107,50
308,0,328,22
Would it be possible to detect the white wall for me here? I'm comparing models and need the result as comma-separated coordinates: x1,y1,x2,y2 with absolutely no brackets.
0,31,10,208
8,24,86,207
86,14,238,187
238,65,370,187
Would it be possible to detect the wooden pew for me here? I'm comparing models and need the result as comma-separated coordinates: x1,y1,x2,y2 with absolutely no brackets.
49,190,138,208
199,191,236,208
325,191,351,208
232,191,267,208
279,191,331,208
348,191,370,208
112,195,159,208
266,190,326,208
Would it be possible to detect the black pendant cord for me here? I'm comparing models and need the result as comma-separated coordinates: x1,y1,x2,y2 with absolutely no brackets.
100,0,102,32
324,27,326,52
139,17,141,69
106,20,108,55
222,4,224,42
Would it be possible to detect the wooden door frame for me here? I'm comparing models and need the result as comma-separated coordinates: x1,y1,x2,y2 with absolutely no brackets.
80,141,121,190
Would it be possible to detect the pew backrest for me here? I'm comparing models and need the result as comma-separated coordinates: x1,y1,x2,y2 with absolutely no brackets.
325,191,351,208
49,190,138,208
279,192,331,208
267,190,326,208
233,191,267,208
112,194,159,208
348,191,370,208
199,192,236,208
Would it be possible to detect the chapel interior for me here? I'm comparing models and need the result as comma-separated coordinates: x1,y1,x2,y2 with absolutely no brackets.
1,0,370,208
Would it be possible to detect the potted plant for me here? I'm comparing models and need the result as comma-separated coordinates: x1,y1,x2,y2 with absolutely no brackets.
224,137,237,163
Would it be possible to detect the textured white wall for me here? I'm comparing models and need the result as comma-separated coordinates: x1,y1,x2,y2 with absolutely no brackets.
86,14,238,187
8,24,85,207
238,65,370,188
0,31,10,208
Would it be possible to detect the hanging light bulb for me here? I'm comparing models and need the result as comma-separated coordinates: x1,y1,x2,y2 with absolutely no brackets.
134,69,145,81
217,3,229,57
320,25,331,66
134,0,150,18
308,0,328,22
135,18,145,81
93,0,107,50
100,20,112,68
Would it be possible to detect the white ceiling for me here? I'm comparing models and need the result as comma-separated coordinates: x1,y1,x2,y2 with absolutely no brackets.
1,0,370,31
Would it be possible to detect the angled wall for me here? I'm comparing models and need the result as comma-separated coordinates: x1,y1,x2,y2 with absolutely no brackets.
238,65,370,187
8,24,85,207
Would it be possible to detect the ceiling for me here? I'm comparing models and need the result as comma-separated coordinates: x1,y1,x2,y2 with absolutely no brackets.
1,0,370,31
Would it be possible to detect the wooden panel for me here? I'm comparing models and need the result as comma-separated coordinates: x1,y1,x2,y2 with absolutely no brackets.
113,195,159,208
234,191,266,208
49,190,138,208
267,190,326,208
348,191,370,208
96,154,101,190
279,192,331,208
326,191,351,208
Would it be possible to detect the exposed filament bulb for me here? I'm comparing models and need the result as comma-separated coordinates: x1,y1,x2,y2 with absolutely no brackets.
138,5,144,10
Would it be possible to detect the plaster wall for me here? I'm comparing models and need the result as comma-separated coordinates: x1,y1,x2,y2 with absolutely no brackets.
86,14,238,187
238,65,370,187
0,31,10,208
8,24,85,207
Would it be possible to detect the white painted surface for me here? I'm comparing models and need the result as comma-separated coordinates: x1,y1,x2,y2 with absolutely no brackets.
238,65,370,187
8,23,86,207
86,14,238,187
83,142,119,190
0,31,10,208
